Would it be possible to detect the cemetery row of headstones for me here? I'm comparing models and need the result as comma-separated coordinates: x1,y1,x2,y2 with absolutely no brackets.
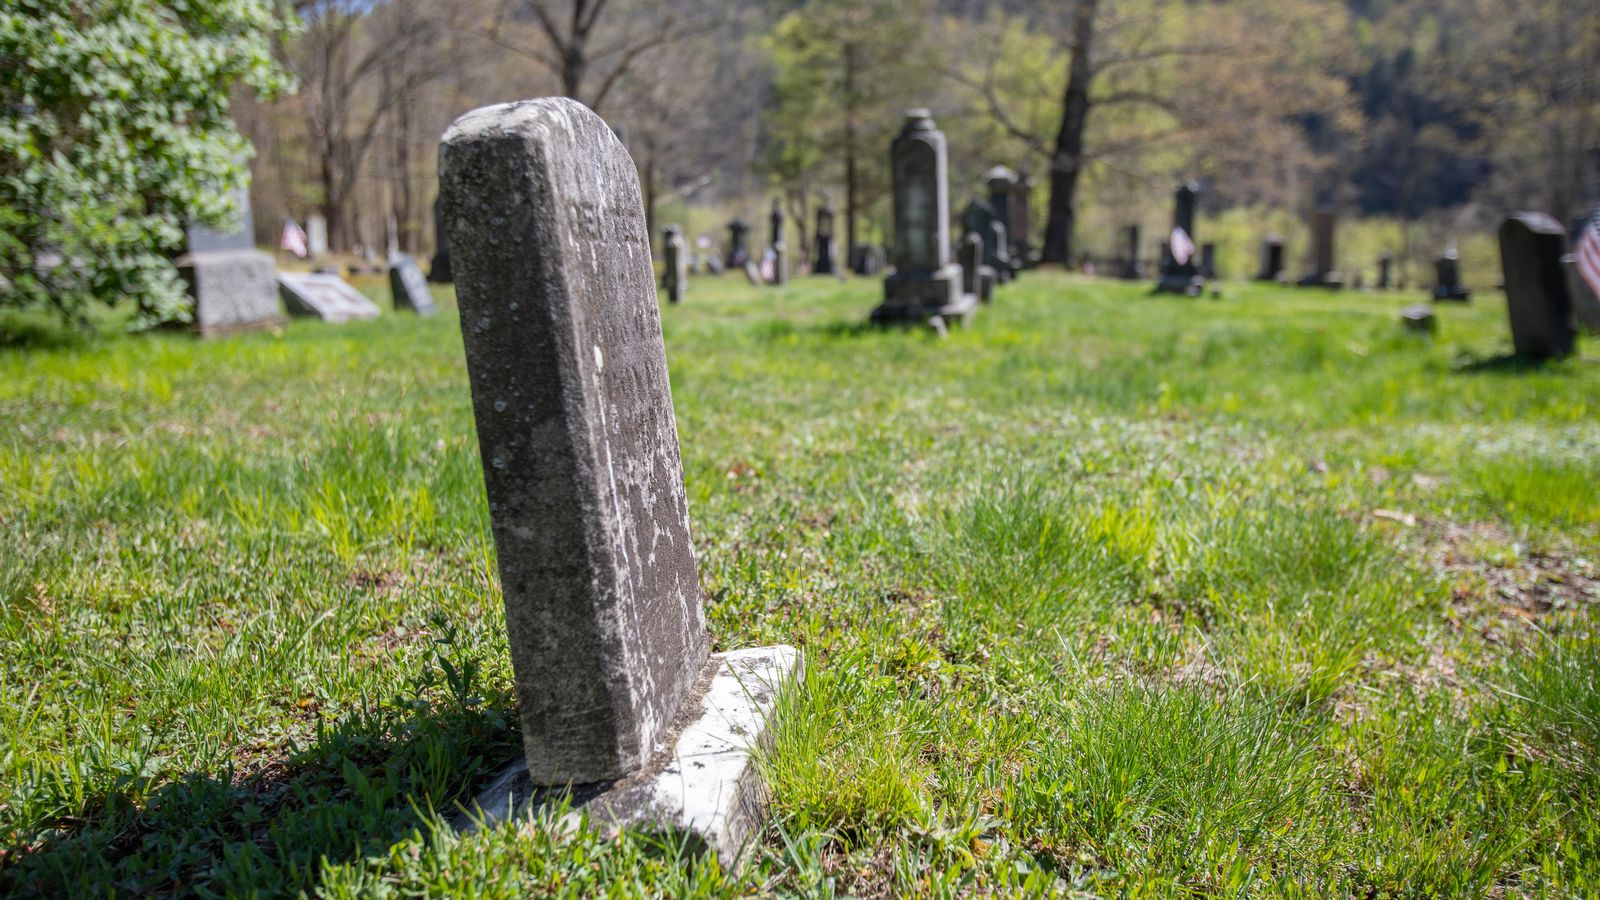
175,190,439,334
650,111,1033,323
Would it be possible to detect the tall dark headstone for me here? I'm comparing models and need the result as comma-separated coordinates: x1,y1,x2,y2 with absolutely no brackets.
1120,225,1142,280
959,231,982,301
986,165,1024,276
428,196,453,282
873,110,972,327
389,254,438,315
439,98,795,857
1378,254,1393,290
1297,210,1342,288
662,224,686,304
725,220,750,269
962,199,1010,284
1433,251,1472,302
813,202,838,275
1200,243,1217,280
768,198,784,248
1257,236,1285,282
1498,213,1575,359
1155,182,1202,295
959,205,997,303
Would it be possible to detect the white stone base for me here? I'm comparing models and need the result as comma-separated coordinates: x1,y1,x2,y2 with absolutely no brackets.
455,646,801,863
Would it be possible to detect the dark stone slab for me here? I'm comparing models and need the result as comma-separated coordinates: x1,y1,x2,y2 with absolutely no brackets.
725,220,750,269
1257,236,1284,282
429,196,453,282
389,254,438,315
1432,252,1471,302
277,271,381,323
662,225,686,303
1297,210,1343,289
440,97,710,785
1498,213,1575,359
812,203,837,275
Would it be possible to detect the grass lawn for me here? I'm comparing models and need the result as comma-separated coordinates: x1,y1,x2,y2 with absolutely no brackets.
2,271,1598,897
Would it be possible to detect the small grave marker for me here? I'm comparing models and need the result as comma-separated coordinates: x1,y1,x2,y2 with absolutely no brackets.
389,254,438,315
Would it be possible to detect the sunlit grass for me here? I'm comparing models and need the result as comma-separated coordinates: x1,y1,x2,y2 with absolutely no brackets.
1,272,1596,895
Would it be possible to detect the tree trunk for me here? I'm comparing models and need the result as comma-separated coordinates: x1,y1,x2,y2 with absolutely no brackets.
843,42,858,264
1041,0,1098,265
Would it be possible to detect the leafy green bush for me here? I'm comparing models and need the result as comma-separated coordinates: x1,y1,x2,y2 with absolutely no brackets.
0,1,289,326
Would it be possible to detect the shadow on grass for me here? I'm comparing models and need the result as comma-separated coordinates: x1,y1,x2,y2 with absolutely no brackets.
0,655,520,898
1451,352,1566,374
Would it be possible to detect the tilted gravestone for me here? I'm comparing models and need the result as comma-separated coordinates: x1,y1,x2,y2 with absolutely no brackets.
1498,213,1575,359
428,196,453,283
1297,209,1343,288
662,224,687,303
1433,251,1472,302
873,110,973,328
1257,235,1284,282
389,254,438,315
439,98,797,857
176,184,283,335
277,271,381,323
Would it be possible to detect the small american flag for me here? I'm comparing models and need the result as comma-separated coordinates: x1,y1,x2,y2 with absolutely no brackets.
1576,209,1600,299
1170,226,1196,266
280,217,309,259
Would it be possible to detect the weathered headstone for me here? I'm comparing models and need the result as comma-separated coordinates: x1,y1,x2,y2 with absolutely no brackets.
1119,225,1142,280
439,97,797,858
1498,213,1575,359
307,213,329,258
1200,243,1217,281
851,243,885,276
872,110,973,328
1257,236,1284,282
389,254,438,315
277,271,381,323
429,197,453,283
662,224,687,303
725,220,751,269
1155,182,1203,296
962,200,1010,285
813,202,838,275
174,184,283,335
1297,209,1343,288
1432,251,1472,302
986,165,1023,276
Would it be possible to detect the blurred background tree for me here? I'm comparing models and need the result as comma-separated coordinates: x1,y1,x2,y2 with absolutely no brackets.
1,0,290,325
